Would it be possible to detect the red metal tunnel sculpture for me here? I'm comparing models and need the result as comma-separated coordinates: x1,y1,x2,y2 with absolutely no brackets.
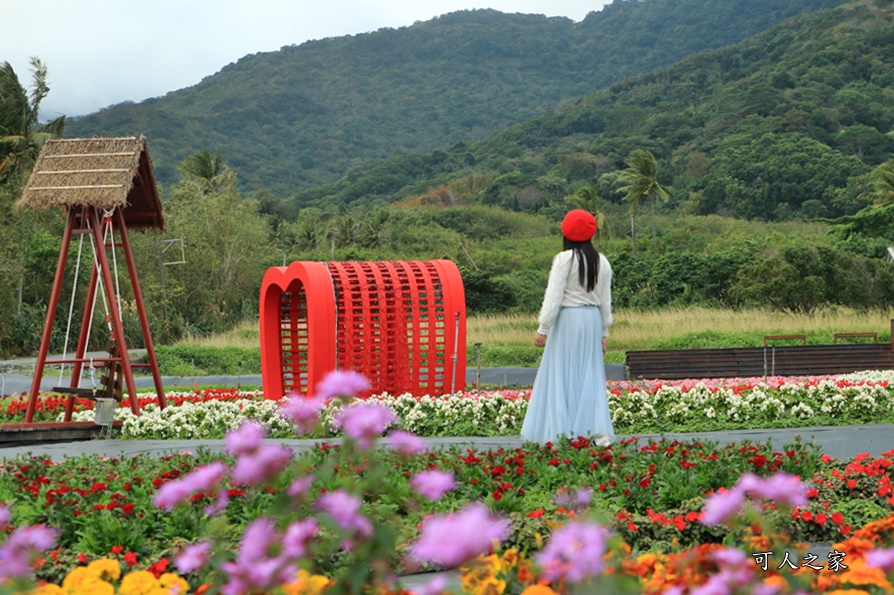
260,260,466,399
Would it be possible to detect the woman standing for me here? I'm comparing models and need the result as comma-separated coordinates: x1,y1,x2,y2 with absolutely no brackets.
520,209,614,446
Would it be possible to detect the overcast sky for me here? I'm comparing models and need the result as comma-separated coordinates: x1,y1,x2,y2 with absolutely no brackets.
2,0,611,120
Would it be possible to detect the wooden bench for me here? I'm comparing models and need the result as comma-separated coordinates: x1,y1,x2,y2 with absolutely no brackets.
626,343,894,380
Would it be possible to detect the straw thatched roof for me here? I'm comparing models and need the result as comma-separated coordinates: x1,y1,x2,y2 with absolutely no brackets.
18,136,164,230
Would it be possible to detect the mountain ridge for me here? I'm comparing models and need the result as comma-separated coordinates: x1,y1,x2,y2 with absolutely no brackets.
63,0,845,195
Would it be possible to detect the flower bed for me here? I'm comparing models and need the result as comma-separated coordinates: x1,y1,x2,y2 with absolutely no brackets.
3,371,892,438
3,371,894,594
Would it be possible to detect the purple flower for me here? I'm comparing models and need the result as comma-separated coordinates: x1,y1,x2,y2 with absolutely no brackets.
316,370,370,400
866,547,894,571
239,517,278,563
411,575,449,595
409,503,509,568
0,524,59,580
287,475,314,499
219,518,299,594
740,472,808,508
554,487,592,511
701,487,746,525
410,470,456,501
336,402,397,448
279,393,325,434
388,430,427,456
281,519,318,558
230,444,293,486
226,421,267,456
315,490,373,538
701,472,809,526
153,461,228,510
535,520,610,583
204,490,229,516
174,541,213,574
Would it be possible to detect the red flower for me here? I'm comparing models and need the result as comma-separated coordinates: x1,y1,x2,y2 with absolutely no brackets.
526,509,544,519
77,552,87,564
123,551,138,567
491,490,503,501
148,558,169,578
801,511,814,522
815,513,827,526
110,545,124,555
831,512,845,525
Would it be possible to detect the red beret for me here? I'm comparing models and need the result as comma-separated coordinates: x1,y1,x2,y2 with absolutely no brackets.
561,209,597,242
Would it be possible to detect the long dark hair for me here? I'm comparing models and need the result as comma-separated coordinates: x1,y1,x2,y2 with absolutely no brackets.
563,237,600,292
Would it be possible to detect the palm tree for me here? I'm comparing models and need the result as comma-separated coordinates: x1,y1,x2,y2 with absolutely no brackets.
860,159,894,205
0,57,65,189
176,149,233,195
616,149,672,256
564,185,609,246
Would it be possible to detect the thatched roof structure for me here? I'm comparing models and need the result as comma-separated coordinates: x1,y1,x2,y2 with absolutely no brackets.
18,136,164,230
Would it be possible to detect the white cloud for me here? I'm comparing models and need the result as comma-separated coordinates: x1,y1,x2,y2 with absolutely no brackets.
1,0,608,118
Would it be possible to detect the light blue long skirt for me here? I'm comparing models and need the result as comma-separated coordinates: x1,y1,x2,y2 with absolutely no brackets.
520,306,615,445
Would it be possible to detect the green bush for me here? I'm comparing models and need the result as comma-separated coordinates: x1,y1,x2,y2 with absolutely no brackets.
154,345,261,376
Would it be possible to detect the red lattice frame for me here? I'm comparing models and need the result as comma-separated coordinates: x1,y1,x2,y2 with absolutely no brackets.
260,260,465,399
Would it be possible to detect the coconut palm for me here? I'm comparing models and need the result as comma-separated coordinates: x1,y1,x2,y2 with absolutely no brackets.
616,149,671,256
176,149,233,195
563,185,609,246
860,159,894,205
0,57,65,189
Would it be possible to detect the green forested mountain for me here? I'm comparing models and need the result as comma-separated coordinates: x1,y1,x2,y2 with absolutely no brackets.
298,0,894,227
64,0,843,195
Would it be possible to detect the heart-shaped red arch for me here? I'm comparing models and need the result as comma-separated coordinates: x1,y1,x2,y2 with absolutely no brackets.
260,260,466,399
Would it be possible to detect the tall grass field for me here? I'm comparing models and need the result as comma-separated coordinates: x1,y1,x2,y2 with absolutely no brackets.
162,307,894,373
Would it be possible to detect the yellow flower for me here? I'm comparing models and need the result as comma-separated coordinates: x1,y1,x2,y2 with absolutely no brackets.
62,567,101,591
87,558,122,582
281,568,332,595
64,576,116,595
499,548,520,569
519,586,558,595
158,572,191,594
472,577,505,595
119,570,161,595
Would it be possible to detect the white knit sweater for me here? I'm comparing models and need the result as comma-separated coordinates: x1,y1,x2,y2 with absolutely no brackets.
536,250,613,337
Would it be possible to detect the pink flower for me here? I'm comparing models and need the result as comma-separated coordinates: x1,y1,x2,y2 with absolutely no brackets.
153,461,228,510
316,370,370,400
287,476,314,499
225,421,267,456
281,519,318,559
315,490,373,538
701,488,746,526
174,541,213,574
336,403,397,448
409,503,509,568
279,393,325,434
0,524,59,580
410,470,456,501
388,430,427,456
0,503,9,525
866,547,894,571
536,520,610,583
702,472,809,526
231,444,293,486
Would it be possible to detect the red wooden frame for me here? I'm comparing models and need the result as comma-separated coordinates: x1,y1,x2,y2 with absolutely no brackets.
23,206,166,423
260,260,466,399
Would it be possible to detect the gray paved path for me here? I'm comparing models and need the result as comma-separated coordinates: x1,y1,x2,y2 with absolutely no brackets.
1,424,890,462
